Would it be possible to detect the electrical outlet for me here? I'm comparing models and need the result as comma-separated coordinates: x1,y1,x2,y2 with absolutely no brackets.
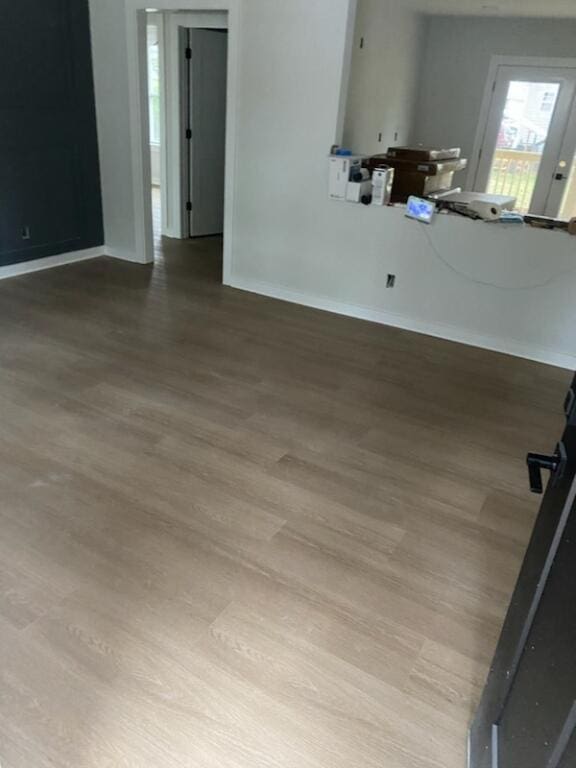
386,274,396,288
21,225,31,240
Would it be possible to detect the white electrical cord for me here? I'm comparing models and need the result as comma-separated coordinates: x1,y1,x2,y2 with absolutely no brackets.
418,220,576,291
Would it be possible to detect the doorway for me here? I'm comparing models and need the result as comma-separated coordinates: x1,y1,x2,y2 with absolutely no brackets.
145,11,228,248
128,3,237,269
146,16,164,240
473,61,576,217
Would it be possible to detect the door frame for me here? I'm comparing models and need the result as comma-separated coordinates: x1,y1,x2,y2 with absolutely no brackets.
469,379,576,767
125,0,239,276
551,95,576,219
145,14,168,232
469,465,576,767
467,55,576,194
474,65,576,216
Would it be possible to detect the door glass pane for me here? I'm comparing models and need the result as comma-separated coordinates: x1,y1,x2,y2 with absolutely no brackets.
559,157,576,219
486,81,560,213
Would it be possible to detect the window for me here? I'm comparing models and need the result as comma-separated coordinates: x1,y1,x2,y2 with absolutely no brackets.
147,25,161,146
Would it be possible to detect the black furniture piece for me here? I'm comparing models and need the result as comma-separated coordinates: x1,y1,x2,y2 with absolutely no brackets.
470,373,576,767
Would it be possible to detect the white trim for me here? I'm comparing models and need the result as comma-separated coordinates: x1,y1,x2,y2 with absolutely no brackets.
164,12,186,237
161,12,181,237
467,54,576,189
0,247,104,282
125,0,240,275
226,274,576,371
155,13,169,235
335,0,358,144
168,10,228,25
103,246,148,263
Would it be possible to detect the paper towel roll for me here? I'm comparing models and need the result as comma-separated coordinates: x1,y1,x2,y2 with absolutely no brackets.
468,201,502,221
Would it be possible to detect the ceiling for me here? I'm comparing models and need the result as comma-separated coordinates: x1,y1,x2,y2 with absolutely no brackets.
410,0,576,17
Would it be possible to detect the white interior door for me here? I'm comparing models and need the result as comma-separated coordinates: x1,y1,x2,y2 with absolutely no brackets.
162,12,227,239
474,65,576,215
186,29,228,238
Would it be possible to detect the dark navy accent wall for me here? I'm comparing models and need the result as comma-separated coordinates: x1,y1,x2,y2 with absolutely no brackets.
0,0,104,266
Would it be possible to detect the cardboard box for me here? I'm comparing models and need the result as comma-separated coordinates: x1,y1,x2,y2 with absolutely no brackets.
366,152,468,204
386,146,461,161
368,155,467,176
372,167,394,206
391,171,457,203
346,179,372,203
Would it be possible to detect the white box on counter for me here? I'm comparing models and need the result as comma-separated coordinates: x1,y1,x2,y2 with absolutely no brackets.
328,155,364,200
346,179,372,203
372,167,394,206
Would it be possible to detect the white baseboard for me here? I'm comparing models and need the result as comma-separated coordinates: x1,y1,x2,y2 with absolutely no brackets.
104,246,152,264
0,246,105,281
227,274,576,371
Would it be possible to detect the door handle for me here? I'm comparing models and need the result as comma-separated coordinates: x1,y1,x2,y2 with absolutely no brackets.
555,173,567,181
526,442,567,494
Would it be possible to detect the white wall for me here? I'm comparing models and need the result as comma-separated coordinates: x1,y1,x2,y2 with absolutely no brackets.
89,0,354,262
230,0,355,285
225,0,576,369
89,0,576,369
413,15,576,169
343,1,424,155
89,0,137,262
232,204,576,369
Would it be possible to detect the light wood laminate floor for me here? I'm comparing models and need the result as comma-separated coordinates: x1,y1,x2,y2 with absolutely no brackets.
0,222,570,768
